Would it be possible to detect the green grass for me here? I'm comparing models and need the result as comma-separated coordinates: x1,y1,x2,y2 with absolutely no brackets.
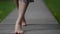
0,0,16,23
44,0,60,24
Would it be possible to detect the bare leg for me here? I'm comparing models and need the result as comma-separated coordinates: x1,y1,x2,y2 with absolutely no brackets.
14,0,28,26
19,0,29,26
21,1,29,26
14,0,29,34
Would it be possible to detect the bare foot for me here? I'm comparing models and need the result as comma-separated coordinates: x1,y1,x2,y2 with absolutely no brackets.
15,31,24,34
15,32,24,34
14,24,24,34
22,20,26,26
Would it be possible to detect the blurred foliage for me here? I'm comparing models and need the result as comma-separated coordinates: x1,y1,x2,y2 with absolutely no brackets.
0,0,16,23
44,0,60,24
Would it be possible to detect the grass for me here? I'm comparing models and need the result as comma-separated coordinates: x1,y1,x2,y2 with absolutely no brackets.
0,0,16,23
44,0,60,24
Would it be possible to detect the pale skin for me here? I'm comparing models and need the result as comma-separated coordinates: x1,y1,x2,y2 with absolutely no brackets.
13,0,29,34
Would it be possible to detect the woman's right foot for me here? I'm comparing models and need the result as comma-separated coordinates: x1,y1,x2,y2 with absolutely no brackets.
22,21,27,26
21,18,27,26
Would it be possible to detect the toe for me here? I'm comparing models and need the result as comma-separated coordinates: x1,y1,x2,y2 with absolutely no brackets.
15,32,18,34
19,32,24,34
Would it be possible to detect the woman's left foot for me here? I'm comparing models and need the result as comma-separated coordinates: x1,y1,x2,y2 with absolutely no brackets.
15,31,24,34
14,31,24,34
14,24,24,34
